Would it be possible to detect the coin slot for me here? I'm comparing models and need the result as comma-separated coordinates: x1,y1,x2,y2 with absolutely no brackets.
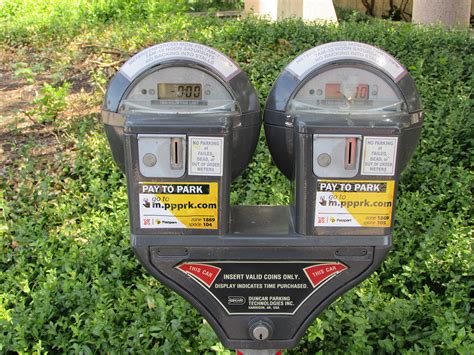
170,137,183,169
345,137,358,170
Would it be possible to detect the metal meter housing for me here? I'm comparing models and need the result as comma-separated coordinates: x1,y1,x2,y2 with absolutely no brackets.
264,41,423,235
101,42,260,237
102,41,260,180
264,41,422,180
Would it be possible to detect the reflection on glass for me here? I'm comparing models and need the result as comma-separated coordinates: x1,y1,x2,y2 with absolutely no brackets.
325,83,369,101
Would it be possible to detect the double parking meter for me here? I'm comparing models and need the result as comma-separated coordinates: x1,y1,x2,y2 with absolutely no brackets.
102,41,422,352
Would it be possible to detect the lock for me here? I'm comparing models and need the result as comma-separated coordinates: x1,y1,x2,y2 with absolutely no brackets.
264,41,423,235
249,320,273,341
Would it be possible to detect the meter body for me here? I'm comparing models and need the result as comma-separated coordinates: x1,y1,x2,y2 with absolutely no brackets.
264,41,423,236
102,42,260,235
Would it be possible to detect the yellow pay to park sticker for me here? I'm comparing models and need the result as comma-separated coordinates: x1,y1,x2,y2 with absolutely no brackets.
139,182,218,229
315,180,395,228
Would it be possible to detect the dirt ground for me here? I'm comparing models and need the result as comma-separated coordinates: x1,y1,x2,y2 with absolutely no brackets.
0,45,125,178
0,49,48,173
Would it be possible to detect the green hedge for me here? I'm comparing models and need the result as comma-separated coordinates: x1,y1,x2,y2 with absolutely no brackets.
1,8,473,354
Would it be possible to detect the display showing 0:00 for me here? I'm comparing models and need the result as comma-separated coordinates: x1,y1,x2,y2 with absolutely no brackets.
177,85,201,99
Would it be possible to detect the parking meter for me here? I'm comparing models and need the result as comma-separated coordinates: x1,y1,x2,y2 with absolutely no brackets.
102,41,423,352
264,41,423,235
102,41,260,235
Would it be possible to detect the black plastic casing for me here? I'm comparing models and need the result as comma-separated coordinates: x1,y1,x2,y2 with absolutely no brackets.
132,206,391,350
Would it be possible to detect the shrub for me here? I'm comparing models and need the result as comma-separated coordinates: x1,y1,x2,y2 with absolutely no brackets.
1,7,472,354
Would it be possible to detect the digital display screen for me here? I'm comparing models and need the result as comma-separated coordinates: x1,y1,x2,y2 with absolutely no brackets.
325,83,369,100
158,83,202,100
325,84,343,100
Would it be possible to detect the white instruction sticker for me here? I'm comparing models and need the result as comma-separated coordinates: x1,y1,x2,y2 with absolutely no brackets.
120,42,240,80
139,182,218,229
189,136,224,176
286,41,407,82
315,180,395,227
361,137,398,176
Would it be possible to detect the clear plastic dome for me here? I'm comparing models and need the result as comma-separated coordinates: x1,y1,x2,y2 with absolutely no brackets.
121,66,237,115
289,65,405,115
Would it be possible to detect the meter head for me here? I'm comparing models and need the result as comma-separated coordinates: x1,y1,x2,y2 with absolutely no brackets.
264,42,423,179
102,42,260,179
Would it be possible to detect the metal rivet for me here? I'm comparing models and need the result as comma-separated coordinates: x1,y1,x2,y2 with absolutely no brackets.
143,153,157,167
317,153,331,167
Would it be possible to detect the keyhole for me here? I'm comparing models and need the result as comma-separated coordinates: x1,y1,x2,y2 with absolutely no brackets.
251,324,270,341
